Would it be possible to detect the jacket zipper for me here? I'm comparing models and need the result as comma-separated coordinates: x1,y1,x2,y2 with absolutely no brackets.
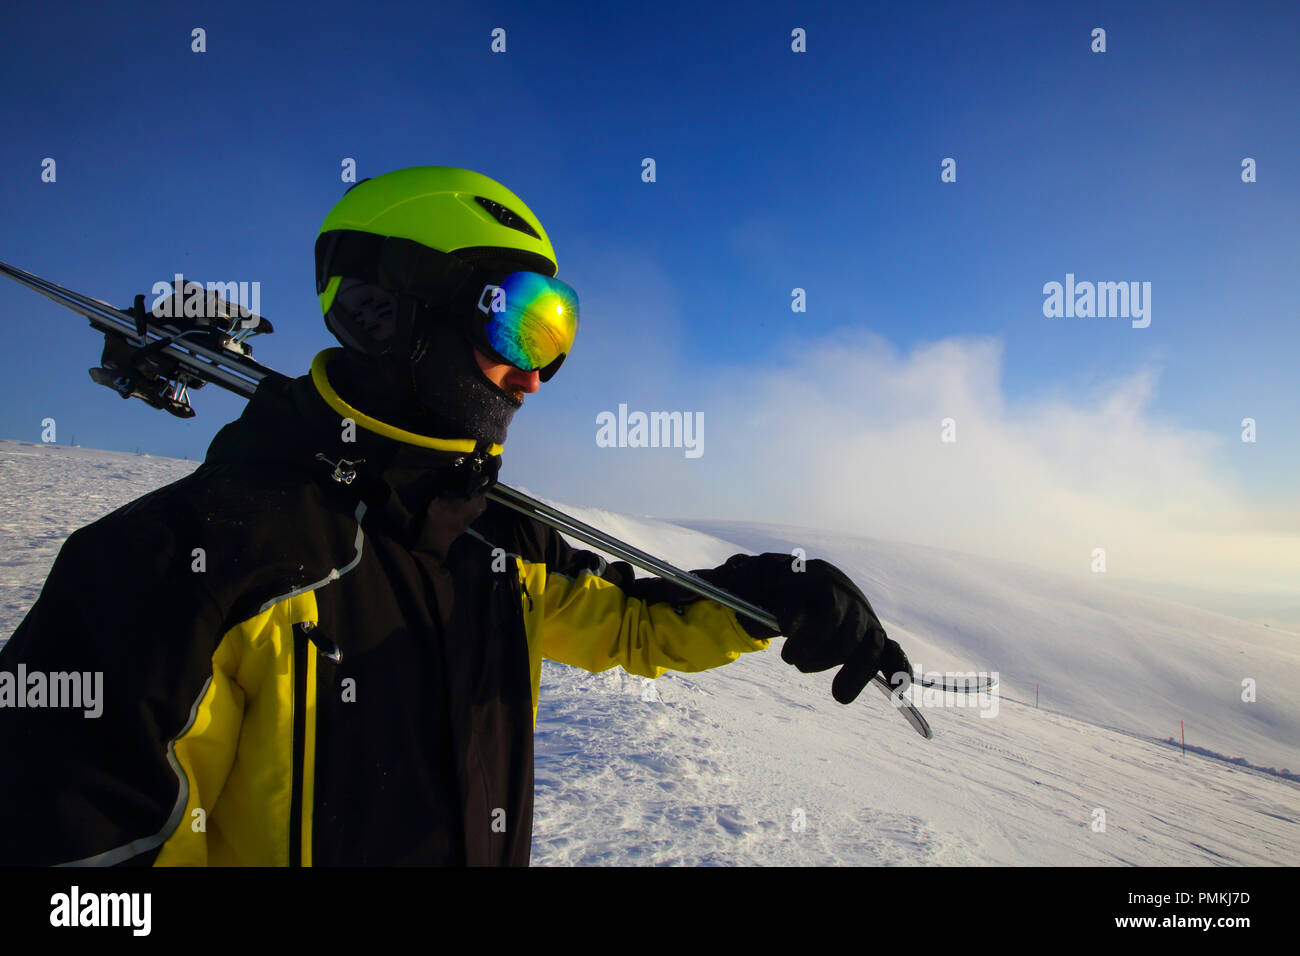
289,622,310,867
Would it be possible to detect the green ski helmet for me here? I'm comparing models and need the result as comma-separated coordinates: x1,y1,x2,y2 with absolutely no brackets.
315,166,575,379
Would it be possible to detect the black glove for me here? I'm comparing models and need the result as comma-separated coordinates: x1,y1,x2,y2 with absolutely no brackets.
698,553,913,705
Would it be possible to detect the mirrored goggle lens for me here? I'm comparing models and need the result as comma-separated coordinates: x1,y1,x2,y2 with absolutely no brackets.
475,272,578,373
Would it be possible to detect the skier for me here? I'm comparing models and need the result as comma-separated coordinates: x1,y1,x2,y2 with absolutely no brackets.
0,166,912,866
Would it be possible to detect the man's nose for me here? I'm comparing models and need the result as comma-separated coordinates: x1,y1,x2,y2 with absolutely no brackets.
505,367,542,394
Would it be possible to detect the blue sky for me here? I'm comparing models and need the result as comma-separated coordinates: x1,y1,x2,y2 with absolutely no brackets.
1,0,1297,601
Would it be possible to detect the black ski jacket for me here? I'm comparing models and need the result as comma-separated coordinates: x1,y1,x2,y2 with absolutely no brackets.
0,353,772,866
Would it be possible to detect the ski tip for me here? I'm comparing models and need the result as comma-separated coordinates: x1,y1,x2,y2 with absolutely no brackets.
871,675,934,740
916,674,997,694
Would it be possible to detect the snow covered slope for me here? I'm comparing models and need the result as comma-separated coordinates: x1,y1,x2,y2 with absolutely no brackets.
0,441,197,632
3,441,1297,865
680,519,1300,775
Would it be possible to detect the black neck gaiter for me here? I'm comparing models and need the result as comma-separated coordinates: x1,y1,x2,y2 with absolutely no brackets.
330,311,522,447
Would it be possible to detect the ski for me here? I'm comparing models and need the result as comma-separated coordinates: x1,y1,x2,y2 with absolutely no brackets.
0,259,278,413
1,259,935,740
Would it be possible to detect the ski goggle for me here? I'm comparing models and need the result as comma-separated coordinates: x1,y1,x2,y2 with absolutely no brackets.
470,271,578,382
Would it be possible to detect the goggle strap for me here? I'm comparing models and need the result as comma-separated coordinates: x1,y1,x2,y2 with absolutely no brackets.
316,230,476,305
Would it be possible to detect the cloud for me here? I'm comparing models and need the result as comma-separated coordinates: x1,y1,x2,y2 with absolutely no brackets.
506,253,1294,604
608,329,1300,597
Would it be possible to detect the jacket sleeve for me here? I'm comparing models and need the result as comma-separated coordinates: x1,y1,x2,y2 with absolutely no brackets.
0,510,226,867
477,500,773,678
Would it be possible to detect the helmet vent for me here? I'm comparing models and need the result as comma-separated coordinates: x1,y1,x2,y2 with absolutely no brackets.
474,196,541,239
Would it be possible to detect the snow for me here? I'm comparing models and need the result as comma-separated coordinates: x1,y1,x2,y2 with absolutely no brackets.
0,441,198,632
2,440,1297,865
